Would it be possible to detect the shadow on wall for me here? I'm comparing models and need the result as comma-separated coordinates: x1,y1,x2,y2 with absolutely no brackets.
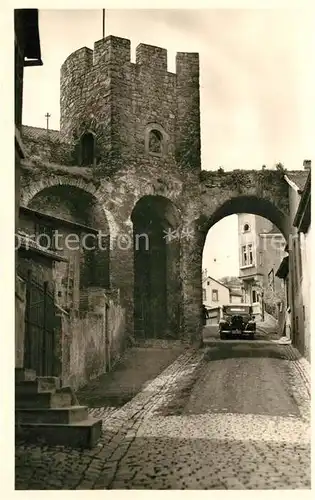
60,289,126,391
131,195,182,340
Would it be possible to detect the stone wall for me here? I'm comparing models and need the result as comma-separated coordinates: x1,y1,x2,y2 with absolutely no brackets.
59,36,200,176
60,288,126,390
19,35,295,350
106,290,126,370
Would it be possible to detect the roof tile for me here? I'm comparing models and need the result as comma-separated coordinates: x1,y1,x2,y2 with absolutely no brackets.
21,125,74,165
286,171,309,191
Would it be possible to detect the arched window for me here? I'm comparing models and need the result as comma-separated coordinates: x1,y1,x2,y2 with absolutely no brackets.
144,124,168,157
148,129,163,155
80,133,95,166
243,223,250,232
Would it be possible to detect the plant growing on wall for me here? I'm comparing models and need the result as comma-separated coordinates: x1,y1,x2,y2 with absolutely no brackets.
275,162,285,172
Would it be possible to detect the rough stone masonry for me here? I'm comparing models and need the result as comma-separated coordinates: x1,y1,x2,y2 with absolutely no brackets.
20,35,292,346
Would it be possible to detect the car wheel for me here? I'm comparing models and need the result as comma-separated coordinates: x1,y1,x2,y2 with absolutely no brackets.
249,333,255,340
220,332,226,340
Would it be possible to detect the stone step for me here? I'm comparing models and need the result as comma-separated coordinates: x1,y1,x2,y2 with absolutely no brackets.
16,405,89,425
15,418,102,448
15,377,61,395
15,368,36,383
15,390,72,409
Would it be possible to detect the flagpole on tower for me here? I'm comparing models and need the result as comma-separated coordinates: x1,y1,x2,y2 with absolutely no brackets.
102,9,105,39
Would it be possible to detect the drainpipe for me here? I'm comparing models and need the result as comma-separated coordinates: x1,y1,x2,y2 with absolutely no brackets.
105,301,110,372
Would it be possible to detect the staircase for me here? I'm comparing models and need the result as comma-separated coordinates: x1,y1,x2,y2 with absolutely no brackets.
15,368,102,448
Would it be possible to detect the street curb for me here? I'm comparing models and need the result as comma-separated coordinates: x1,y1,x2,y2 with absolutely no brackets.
284,345,311,398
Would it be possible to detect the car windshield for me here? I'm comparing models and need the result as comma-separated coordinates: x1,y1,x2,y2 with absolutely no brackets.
223,306,251,315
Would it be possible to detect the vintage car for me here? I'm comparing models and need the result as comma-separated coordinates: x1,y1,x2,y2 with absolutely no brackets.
219,304,256,339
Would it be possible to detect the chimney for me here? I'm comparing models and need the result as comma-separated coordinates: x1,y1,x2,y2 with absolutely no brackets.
303,159,311,171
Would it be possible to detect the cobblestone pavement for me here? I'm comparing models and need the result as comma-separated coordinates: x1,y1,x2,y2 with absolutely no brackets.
15,342,310,490
76,344,185,408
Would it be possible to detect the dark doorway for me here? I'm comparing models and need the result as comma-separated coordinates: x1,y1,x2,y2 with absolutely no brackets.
132,196,181,340
80,133,95,166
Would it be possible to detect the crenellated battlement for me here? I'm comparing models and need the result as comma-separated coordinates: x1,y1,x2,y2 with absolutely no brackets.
136,43,168,72
93,36,131,66
60,47,93,78
60,35,200,174
61,36,199,77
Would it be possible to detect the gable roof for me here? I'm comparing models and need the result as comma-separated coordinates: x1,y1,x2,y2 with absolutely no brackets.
15,9,42,65
293,171,311,232
202,275,230,290
22,125,63,143
285,171,309,192
21,125,73,165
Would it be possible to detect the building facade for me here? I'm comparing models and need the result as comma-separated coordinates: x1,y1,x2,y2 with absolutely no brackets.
278,163,311,360
230,290,243,304
202,275,230,308
294,168,311,361
238,213,286,319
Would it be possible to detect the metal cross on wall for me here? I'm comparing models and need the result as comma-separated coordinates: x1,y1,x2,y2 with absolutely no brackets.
45,112,51,130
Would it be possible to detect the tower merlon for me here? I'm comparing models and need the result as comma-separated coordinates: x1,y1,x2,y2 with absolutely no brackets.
136,43,168,72
93,35,131,66
176,52,200,80
60,47,93,79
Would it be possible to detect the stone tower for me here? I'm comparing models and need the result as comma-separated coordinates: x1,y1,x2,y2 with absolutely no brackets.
60,35,201,175
59,36,201,340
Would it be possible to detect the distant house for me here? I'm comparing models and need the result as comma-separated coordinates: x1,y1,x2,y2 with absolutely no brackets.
202,274,244,307
202,275,230,308
230,289,243,304
237,213,286,320
219,276,244,304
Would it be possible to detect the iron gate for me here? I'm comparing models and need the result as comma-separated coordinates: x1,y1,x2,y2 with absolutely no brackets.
18,267,59,376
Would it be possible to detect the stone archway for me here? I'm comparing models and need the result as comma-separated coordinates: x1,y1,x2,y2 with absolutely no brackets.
131,195,182,340
25,183,110,309
202,196,288,320
199,195,289,249
181,194,289,342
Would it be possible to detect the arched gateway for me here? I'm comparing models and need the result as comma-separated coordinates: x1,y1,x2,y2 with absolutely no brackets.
19,35,296,348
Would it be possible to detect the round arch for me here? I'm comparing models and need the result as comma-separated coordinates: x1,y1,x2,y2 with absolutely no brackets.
198,195,289,248
22,182,111,309
199,195,289,324
131,194,181,229
131,195,182,340
21,176,102,208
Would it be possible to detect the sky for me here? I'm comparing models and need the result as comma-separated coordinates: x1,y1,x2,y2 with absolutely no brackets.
22,8,315,279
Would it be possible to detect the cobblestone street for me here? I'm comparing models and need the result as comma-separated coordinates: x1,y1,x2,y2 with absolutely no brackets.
15,340,311,490
13,7,312,493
